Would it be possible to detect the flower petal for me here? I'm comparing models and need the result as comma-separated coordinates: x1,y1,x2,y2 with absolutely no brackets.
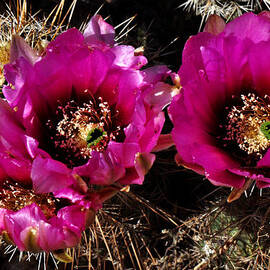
83,15,115,47
249,41,270,93
70,48,114,96
110,45,147,69
224,12,270,43
74,150,125,185
4,204,45,250
116,70,144,125
10,35,39,65
152,134,174,152
0,99,38,183
31,156,75,193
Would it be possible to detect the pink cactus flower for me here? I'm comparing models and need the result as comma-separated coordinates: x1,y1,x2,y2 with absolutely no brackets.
0,15,173,251
0,179,101,252
3,15,171,190
0,175,120,252
169,12,270,189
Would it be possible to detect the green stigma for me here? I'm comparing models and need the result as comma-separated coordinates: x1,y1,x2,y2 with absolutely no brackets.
260,121,270,140
86,127,107,148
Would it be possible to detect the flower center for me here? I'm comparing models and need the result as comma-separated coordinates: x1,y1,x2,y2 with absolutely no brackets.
221,93,270,160
0,181,57,218
46,96,123,166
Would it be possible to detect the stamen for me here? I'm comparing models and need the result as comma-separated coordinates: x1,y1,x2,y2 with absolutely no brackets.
221,93,270,159
0,181,57,218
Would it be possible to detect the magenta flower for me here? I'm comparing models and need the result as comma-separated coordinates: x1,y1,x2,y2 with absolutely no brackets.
169,12,270,189
0,203,89,252
0,175,120,252
0,179,104,252
0,15,172,250
3,15,170,190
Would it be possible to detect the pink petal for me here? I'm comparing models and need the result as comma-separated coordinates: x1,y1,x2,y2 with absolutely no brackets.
144,82,177,111
229,168,270,183
118,152,155,185
152,134,175,152
70,48,114,96
116,70,144,125
257,149,270,167
142,65,170,84
96,68,122,105
256,181,270,188
259,11,270,20
31,156,75,193
0,99,38,183
135,152,155,177
224,12,270,43
10,35,39,64
3,59,45,138
174,152,205,175
38,221,66,251
0,155,31,183
249,41,270,93
74,150,125,185
108,142,140,167
4,204,45,250
0,208,10,232
138,112,165,152
46,28,85,55
53,187,85,204
56,205,86,232
110,45,147,69
206,170,245,188
83,15,115,47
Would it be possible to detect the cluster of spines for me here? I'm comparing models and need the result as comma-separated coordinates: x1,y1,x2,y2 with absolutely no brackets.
180,0,270,28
